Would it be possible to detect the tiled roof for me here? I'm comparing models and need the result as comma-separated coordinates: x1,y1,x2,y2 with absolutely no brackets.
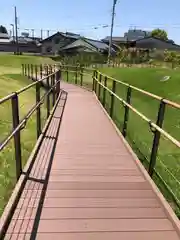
41,32,81,42
85,38,111,51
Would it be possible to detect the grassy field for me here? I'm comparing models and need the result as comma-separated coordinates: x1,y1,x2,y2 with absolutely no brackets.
0,54,54,215
98,67,180,214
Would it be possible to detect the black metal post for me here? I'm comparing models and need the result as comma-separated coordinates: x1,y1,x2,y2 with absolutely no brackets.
80,67,83,86
40,64,43,79
27,64,30,78
92,70,96,91
66,66,69,82
24,64,27,76
98,74,102,100
122,86,132,137
46,66,50,118
48,65,52,86
95,71,98,94
103,76,107,107
110,80,116,118
52,72,56,106
149,100,166,177
75,66,78,84
22,64,24,76
56,70,61,100
11,93,22,181
35,65,41,138
31,64,33,79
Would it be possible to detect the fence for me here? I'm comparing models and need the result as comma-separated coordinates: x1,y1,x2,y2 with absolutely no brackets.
0,63,180,217
0,65,61,181
58,64,180,215
93,70,180,214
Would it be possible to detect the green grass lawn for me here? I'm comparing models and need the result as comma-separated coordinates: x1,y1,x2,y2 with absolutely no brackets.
98,67,180,214
0,54,54,215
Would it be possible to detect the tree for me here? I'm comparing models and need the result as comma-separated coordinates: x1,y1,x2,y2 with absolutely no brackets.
0,25,8,34
151,28,168,41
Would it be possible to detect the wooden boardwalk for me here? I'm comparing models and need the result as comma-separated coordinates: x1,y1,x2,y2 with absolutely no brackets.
2,82,180,239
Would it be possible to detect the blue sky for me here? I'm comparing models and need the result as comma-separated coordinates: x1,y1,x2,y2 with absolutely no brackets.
1,0,180,43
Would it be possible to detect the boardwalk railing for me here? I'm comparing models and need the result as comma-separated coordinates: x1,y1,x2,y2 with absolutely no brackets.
94,71,180,215
51,64,180,215
20,64,180,215
0,66,61,181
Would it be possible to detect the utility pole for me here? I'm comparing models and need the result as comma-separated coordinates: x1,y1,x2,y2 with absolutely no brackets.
14,6,19,54
108,0,117,65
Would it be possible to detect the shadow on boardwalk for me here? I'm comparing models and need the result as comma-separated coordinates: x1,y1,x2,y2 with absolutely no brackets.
29,91,67,240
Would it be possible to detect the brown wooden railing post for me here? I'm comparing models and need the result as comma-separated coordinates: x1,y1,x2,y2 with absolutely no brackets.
66,66,69,82
122,86,132,137
103,76,107,107
35,65,41,138
110,80,116,118
11,93,22,181
56,69,61,100
80,67,83,86
98,73,102,99
46,66,50,118
149,100,166,177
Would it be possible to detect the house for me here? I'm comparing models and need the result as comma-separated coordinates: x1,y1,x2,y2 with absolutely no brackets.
124,29,151,41
59,37,115,55
41,32,81,55
41,31,115,56
0,33,41,53
134,37,180,51
102,29,152,48
102,36,128,48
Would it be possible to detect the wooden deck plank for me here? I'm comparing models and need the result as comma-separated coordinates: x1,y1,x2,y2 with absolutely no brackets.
43,189,156,198
5,232,180,240
2,83,180,239
43,198,160,208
